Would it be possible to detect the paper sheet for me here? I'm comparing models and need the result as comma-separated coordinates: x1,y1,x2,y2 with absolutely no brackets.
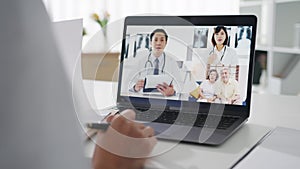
144,74,173,89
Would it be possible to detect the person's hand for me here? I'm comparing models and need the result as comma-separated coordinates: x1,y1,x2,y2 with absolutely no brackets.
92,109,157,169
207,53,217,64
231,94,241,104
226,98,233,104
156,82,175,96
134,79,145,92
207,98,214,103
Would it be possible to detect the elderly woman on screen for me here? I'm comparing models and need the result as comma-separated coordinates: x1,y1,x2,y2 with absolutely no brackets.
197,69,218,102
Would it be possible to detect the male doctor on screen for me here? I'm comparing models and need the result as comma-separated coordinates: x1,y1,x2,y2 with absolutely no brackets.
130,29,184,97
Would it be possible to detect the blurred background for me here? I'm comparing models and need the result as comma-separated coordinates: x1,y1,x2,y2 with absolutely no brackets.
42,0,300,96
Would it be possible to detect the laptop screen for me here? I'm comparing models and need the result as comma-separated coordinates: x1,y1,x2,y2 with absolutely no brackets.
117,16,256,111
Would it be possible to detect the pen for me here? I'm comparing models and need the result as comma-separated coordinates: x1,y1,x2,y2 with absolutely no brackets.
85,111,119,133
169,79,173,86
85,111,119,141
86,122,111,132
101,112,112,122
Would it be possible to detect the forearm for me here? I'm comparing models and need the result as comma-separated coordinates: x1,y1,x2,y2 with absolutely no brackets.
211,95,217,101
198,90,205,99
93,150,144,169
230,93,240,101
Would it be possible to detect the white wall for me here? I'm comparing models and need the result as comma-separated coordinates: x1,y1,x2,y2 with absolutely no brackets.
43,0,239,45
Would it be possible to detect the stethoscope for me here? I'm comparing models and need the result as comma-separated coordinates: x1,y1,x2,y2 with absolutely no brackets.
209,46,227,62
144,51,166,73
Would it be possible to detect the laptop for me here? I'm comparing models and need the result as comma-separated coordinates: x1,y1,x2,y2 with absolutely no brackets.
116,15,257,145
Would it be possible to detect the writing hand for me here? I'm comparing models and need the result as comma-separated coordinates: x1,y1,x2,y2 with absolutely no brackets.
93,109,157,169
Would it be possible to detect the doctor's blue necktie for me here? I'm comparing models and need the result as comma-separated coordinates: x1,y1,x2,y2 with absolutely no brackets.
154,58,159,75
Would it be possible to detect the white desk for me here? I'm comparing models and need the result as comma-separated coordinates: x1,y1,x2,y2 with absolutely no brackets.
82,80,300,169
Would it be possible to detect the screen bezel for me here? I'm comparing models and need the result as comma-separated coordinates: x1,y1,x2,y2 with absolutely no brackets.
117,15,257,117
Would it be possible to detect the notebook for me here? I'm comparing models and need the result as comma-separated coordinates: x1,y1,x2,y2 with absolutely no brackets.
116,15,257,145
233,127,300,168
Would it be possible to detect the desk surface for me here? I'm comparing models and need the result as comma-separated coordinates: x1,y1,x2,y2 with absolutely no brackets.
82,80,300,169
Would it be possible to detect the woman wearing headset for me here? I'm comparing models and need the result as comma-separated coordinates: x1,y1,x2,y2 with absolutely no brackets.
132,29,183,97
207,26,238,66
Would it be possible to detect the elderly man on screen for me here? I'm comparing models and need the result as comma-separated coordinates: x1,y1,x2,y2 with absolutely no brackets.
215,67,241,105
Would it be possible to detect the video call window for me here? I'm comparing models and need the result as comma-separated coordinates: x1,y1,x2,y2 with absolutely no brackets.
120,25,253,106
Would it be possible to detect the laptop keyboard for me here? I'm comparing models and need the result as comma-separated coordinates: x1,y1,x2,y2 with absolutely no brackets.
135,109,239,130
